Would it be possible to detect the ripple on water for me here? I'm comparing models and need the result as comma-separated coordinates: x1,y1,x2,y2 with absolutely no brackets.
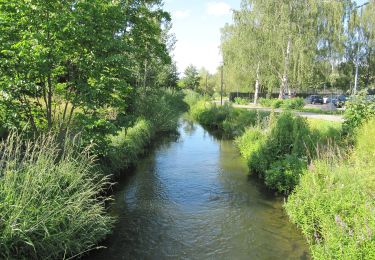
86,120,310,260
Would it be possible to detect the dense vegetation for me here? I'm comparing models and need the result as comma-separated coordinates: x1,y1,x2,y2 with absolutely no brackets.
286,117,375,259
0,0,186,258
0,133,113,259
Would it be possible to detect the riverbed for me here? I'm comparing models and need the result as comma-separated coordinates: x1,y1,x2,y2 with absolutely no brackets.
88,119,309,259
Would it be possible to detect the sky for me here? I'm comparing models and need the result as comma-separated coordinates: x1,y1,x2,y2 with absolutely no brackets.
163,0,368,76
163,0,241,75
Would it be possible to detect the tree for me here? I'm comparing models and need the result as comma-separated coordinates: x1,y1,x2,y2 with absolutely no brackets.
0,0,174,154
183,65,201,90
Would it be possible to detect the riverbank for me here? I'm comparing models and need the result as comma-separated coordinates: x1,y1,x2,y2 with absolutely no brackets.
188,93,375,258
0,90,187,259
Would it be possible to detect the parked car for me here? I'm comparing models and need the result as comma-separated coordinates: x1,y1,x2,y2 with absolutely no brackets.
305,95,324,104
332,95,347,108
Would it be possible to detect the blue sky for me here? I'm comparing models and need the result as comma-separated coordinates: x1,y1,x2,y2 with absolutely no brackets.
164,0,368,75
164,0,241,74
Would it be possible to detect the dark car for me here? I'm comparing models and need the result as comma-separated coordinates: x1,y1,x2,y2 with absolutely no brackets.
332,95,347,108
305,95,324,104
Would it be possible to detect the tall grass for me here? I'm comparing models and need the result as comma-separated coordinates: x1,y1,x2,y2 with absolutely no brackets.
235,113,342,194
0,133,113,259
285,119,375,259
108,119,153,175
102,89,188,177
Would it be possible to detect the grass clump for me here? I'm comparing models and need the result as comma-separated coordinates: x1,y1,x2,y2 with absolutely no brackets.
0,133,113,259
285,118,375,259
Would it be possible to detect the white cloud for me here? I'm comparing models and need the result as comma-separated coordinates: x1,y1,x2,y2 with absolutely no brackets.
207,2,231,16
173,10,191,19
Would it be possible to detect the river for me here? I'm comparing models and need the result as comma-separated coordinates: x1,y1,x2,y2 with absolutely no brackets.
88,119,309,260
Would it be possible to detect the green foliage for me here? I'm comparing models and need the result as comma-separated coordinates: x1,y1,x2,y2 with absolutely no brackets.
182,65,201,90
108,119,153,175
235,127,266,161
234,97,250,105
285,118,375,259
343,93,375,134
106,89,186,175
0,133,113,259
135,89,187,133
236,112,342,193
281,98,305,110
189,98,269,138
258,98,305,110
265,154,306,194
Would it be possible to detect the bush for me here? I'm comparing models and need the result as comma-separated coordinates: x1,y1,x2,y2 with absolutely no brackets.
236,112,342,194
285,119,375,259
258,98,273,107
343,92,375,135
0,133,113,259
234,97,250,105
265,154,306,194
258,98,305,110
281,98,305,110
235,127,266,160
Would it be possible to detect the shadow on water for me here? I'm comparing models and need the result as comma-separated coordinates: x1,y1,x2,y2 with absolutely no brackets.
85,118,310,260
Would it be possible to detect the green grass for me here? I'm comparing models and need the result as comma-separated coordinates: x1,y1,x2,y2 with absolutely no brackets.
285,118,375,259
108,119,153,176
235,113,342,194
0,133,113,259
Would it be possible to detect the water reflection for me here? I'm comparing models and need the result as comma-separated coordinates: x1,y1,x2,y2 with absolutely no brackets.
87,119,309,260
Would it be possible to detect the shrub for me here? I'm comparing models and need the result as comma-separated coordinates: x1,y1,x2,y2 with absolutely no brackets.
0,133,113,259
285,119,375,259
234,97,250,105
264,154,306,194
236,112,342,194
281,98,305,110
235,127,266,161
343,92,375,135
271,99,283,108
258,98,273,107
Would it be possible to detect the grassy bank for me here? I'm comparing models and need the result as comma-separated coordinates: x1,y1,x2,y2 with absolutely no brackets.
0,133,113,259
105,90,187,177
285,118,375,259
0,89,186,259
185,93,269,138
187,93,341,194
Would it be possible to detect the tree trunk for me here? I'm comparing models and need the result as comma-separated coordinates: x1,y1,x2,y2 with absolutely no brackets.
366,47,372,89
280,37,291,99
254,61,260,104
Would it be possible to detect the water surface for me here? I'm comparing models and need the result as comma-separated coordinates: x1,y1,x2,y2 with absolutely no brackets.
90,120,309,259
